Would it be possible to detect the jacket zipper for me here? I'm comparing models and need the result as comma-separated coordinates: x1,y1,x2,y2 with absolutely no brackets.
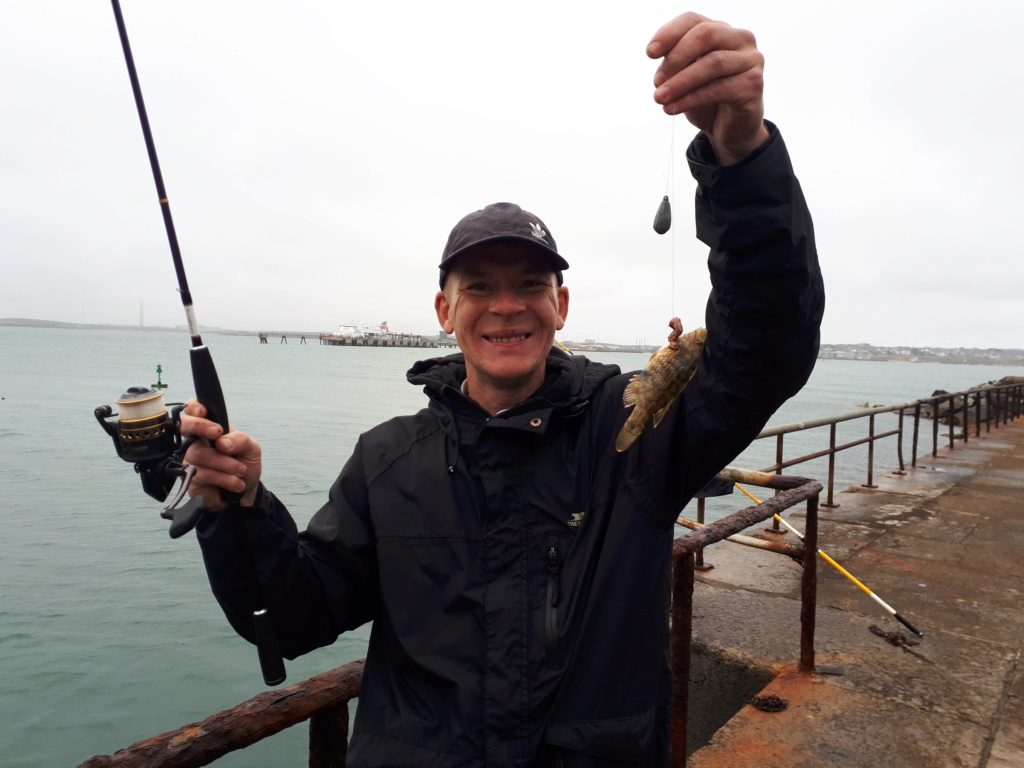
546,545,563,666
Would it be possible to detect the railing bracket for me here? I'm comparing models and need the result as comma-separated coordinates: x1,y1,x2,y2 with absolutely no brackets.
813,665,845,676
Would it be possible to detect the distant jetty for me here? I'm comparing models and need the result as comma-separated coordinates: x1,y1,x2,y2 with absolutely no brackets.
318,332,440,348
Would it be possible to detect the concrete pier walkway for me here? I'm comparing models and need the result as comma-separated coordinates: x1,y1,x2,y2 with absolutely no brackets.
688,420,1024,767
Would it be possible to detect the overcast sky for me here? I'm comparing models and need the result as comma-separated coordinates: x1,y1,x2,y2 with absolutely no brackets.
2,1,1021,348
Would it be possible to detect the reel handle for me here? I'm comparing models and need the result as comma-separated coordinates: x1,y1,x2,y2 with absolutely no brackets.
161,495,206,539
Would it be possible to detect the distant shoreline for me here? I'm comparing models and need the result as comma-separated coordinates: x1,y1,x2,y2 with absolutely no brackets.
2,318,1021,366
818,343,1024,367
0,317,313,338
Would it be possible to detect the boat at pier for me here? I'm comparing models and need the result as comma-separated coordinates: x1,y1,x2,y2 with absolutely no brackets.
319,321,440,349
332,321,391,338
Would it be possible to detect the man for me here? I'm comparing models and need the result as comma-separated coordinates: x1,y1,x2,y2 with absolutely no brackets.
181,12,824,767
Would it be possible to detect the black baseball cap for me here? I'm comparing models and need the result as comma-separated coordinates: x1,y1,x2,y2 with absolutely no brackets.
438,202,569,288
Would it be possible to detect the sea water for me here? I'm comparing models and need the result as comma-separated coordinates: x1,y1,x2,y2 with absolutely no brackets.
1,325,1019,767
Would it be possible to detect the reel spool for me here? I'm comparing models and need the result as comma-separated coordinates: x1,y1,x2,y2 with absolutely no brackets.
103,386,175,462
95,386,187,503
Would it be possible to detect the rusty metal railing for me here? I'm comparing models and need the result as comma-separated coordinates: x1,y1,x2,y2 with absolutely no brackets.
748,382,1023,514
78,661,364,768
79,470,822,768
671,469,822,763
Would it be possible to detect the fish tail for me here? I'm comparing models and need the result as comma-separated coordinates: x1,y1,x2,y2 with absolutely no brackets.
615,415,644,452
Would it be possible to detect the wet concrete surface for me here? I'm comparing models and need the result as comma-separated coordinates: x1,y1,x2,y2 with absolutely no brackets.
687,419,1024,767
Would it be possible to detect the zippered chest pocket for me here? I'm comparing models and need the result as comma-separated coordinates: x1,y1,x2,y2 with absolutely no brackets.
545,544,564,667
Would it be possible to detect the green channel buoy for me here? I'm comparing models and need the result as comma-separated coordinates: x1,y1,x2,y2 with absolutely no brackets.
152,364,168,389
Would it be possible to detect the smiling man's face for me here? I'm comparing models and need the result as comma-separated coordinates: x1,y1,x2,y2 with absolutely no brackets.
435,242,569,413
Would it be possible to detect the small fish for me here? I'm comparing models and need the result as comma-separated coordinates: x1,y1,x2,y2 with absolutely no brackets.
615,318,706,452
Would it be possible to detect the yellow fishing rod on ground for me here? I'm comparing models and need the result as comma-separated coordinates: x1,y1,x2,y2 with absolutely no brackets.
734,483,923,638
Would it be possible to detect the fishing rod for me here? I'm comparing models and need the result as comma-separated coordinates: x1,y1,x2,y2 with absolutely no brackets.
734,484,924,638
95,0,286,686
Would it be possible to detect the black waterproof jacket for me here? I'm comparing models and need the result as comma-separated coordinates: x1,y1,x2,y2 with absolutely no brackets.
196,125,824,767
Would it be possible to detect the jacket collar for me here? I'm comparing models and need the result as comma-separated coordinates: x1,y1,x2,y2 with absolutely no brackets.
407,348,619,424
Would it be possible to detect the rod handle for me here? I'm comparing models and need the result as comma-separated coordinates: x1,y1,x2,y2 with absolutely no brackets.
191,345,287,680
189,345,242,502
253,609,287,686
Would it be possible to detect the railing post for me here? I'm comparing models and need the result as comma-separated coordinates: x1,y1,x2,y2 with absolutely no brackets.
932,398,940,457
694,498,712,571
822,422,838,507
863,414,877,488
961,393,969,444
894,407,906,474
766,434,785,532
911,402,921,468
974,391,981,438
672,553,695,766
799,494,819,673
310,702,350,768
948,395,956,451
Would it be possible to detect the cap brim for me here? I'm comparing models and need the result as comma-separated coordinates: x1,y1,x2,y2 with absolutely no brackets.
437,235,570,272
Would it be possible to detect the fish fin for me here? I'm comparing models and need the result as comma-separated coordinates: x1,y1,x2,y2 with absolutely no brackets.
622,375,641,407
652,403,672,428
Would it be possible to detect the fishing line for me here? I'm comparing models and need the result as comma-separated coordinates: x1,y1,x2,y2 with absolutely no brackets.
668,116,676,319
662,116,675,198
651,117,676,316
648,1,676,318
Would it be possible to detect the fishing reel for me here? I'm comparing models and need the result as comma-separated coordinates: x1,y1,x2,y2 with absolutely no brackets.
94,386,206,538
